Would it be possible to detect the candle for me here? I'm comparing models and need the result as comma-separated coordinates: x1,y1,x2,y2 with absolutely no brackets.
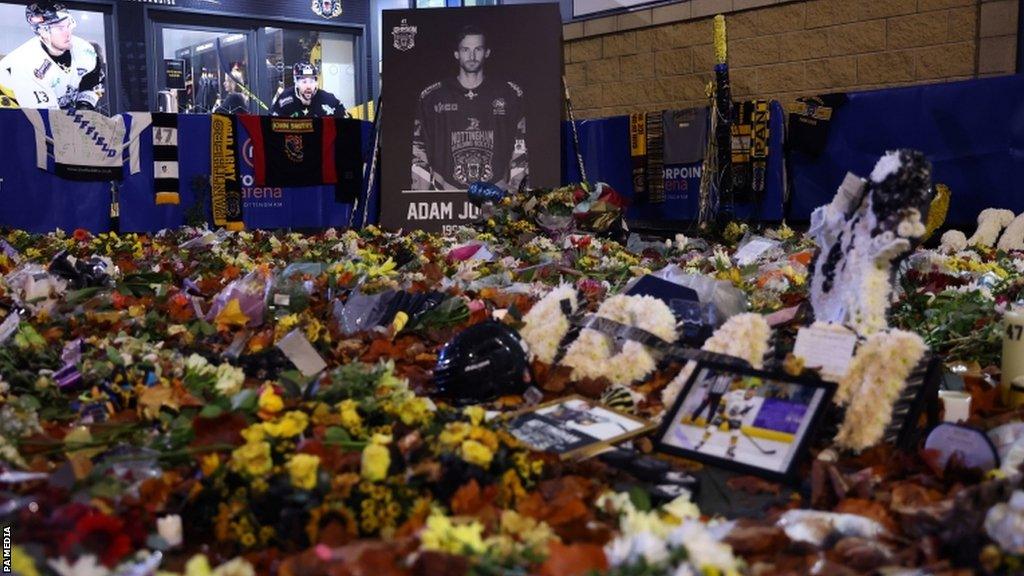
1002,307,1024,407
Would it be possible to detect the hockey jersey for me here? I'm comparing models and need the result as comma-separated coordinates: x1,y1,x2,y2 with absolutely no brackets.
411,76,527,191
271,90,346,118
22,108,151,181
239,116,361,193
0,37,104,111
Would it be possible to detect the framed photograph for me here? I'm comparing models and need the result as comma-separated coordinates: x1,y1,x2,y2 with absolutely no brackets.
506,395,656,461
656,360,835,483
381,5,563,233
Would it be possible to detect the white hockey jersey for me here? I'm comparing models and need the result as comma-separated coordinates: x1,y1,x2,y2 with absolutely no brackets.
0,36,103,111
22,109,151,181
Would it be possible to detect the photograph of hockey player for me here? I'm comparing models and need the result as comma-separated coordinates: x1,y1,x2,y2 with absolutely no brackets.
0,1,104,111
410,25,527,192
214,64,248,115
658,363,834,479
271,62,346,118
381,4,561,232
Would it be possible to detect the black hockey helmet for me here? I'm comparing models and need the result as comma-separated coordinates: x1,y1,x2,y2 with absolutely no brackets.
293,62,319,80
433,320,530,403
26,1,72,32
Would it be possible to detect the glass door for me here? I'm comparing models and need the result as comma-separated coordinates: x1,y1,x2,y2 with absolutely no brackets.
259,27,357,114
156,25,255,114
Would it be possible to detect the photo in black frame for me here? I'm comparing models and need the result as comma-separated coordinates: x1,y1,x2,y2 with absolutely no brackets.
655,360,836,483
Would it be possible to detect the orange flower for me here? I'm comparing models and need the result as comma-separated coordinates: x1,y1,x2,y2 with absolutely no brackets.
73,228,91,242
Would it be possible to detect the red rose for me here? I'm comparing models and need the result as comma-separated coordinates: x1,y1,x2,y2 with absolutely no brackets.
60,512,133,568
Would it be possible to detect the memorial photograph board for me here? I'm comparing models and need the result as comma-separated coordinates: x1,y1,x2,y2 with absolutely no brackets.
656,360,835,482
380,4,562,233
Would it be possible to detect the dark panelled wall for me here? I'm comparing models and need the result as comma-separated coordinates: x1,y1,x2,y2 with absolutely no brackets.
115,0,371,111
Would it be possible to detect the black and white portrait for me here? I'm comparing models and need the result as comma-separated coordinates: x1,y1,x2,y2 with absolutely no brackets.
381,5,562,233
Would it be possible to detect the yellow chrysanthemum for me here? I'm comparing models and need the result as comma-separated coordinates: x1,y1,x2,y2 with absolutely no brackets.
338,399,364,436
361,434,392,482
231,441,272,477
263,411,309,438
286,453,321,490
258,387,284,415
460,439,494,469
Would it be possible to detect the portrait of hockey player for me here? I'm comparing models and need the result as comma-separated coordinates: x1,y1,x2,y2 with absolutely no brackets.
658,363,834,481
381,5,562,232
0,2,106,112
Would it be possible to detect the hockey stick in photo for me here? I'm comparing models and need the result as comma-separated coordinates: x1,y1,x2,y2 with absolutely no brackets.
741,429,777,455
563,76,588,184
351,96,383,230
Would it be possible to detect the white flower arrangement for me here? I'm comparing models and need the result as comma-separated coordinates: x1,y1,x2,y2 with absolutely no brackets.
968,208,1015,248
834,329,927,452
560,294,677,385
661,313,771,409
998,213,1024,252
519,283,578,364
598,491,741,575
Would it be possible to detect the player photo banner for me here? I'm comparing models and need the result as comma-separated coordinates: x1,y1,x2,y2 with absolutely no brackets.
210,114,244,231
381,5,563,233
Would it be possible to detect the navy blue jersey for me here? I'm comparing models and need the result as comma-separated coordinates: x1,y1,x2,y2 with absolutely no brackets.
411,76,527,191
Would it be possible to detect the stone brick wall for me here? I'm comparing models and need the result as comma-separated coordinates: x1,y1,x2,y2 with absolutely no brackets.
563,0,1019,118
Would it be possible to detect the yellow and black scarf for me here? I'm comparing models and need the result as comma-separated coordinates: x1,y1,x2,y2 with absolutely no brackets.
210,114,244,231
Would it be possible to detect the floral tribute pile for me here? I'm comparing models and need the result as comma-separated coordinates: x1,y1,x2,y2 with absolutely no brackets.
2,186,1024,575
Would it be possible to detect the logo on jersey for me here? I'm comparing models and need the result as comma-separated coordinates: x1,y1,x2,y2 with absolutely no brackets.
285,134,304,163
434,102,458,113
451,117,493,186
311,0,342,19
34,60,51,79
392,18,417,51
492,98,505,116
242,139,255,168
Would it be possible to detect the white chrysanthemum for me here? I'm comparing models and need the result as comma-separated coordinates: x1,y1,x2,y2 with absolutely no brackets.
662,313,771,408
186,353,214,376
869,151,901,183
968,208,1015,248
896,209,926,238
519,283,578,364
998,213,1024,251
834,329,927,451
214,363,246,397
939,230,968,253
667,521,740,573
561,295,677,385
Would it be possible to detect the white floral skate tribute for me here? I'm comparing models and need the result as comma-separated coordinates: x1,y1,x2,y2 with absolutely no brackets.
808,150,934,335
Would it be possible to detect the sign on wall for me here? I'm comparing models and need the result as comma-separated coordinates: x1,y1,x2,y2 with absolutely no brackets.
573,0,656,18
380,4,562,233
